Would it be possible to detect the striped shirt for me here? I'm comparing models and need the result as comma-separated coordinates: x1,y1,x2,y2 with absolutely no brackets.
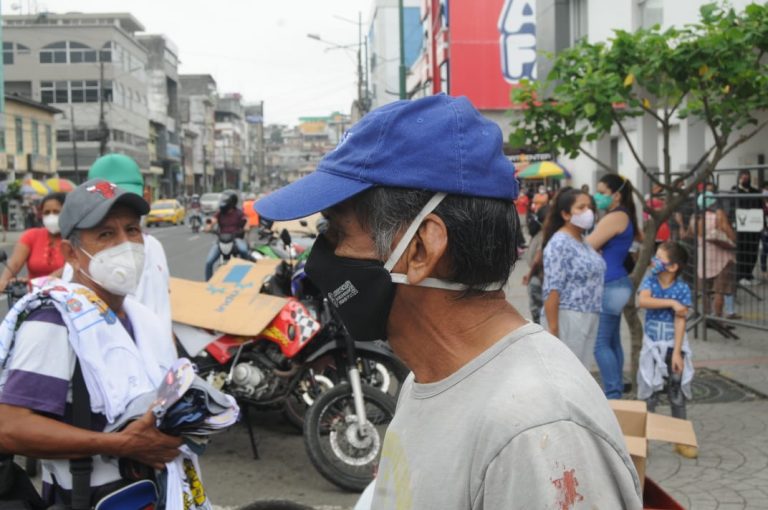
0,305,135,499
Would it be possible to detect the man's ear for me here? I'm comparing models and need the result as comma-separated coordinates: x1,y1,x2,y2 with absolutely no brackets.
403,213,449,285
61,240,81,271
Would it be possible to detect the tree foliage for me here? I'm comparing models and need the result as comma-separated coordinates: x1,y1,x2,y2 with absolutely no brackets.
510,2,768,378
511,2,768,204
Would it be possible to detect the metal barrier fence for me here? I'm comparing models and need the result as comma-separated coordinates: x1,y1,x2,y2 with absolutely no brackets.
672,192,768,340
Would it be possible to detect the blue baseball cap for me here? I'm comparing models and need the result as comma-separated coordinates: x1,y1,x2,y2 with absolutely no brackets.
255,94,518,220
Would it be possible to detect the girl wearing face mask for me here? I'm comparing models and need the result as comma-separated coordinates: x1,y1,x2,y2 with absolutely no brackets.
0,192,67,292
541,188,606,368
587,174,640,399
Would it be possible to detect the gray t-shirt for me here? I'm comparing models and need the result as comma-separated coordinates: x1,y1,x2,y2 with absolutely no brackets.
371,323,642,510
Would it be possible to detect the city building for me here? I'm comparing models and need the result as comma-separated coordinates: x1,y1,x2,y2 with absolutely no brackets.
407,0,765,193
179,74,217,194
367,0,423,109
407,0,526,134
2,12,151,182
137,34,181,199
244,102,265,191
0,93,60,180
214,92,246,190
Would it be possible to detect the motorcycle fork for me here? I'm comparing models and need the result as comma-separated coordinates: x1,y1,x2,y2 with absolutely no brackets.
343,335,368,427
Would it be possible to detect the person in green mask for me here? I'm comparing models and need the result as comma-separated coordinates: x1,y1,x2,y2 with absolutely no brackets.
587,174,640,399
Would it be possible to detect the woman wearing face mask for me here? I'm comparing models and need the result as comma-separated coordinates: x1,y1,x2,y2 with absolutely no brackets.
542,188,606,367
587,174,640,399
0,192,67,292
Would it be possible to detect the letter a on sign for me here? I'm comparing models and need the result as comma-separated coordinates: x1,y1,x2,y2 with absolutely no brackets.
498,0,537,83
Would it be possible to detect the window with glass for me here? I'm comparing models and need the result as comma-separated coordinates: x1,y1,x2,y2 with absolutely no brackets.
103,80,113,102
3,42,13,65
46,125,52,156
0,130,5,152
70,80,84,103
15,117,23,154
100,42,113,63
40,41,107,64
40,41,67,63
57,129,71,142
639,0,663,28
570,0,589,44
85,81,99,103
41,81,71,104
32,120,39,155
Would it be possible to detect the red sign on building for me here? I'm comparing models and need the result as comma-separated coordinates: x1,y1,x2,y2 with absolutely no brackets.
420,0,537,110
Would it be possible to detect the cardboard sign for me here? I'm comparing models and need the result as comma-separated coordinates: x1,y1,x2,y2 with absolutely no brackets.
271,213,323,236
735,208,764,232
170,259,288,336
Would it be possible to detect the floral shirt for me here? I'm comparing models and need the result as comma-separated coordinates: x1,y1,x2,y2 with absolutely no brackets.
543,231,606,313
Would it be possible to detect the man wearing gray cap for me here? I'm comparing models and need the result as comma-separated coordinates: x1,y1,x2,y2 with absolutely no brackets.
0,179,180,506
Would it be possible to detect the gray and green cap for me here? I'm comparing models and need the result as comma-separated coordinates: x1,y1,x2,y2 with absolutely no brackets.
59,179,150,239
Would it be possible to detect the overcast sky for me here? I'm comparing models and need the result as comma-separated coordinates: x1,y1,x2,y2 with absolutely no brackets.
2,0,367,126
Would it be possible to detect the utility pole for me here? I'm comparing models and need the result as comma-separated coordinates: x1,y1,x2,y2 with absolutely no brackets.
259,101,265,189
357,11,364,113
98,59,109,155
398,0,406,99
70,105,80,183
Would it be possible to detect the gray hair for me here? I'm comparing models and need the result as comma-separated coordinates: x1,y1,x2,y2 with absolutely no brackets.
67,229,82,248
342,187,520,295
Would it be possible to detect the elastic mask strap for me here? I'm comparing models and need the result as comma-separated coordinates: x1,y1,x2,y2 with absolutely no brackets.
390,273,468,291
383,192,447,272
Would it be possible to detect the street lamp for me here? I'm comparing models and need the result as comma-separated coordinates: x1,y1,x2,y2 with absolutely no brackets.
307,23,371,114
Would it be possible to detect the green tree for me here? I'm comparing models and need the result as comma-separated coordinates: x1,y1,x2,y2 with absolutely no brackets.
510,3,768,377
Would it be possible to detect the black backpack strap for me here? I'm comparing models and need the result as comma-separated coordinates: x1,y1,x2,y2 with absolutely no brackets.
69,361,92,510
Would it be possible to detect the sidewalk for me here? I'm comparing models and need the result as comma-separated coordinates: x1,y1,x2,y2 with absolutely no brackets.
505,263,768,510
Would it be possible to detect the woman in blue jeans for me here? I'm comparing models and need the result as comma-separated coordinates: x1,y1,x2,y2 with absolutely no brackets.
588,174,640,398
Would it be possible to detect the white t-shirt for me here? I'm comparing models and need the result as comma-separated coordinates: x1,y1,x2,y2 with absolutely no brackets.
372,323,642,510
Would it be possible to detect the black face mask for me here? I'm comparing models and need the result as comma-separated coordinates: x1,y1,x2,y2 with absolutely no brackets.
305,234,396,342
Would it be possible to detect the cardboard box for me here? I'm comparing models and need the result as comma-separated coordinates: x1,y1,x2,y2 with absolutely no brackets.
170,259,288,336
609,400,698,490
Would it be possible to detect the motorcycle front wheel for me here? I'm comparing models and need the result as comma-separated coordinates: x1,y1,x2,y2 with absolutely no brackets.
283,350,407,432
303,383,396,492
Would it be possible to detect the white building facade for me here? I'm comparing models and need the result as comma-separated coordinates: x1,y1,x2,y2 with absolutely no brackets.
538,0,766,193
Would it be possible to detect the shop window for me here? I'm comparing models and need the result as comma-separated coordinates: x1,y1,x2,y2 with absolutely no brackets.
15,117,23,154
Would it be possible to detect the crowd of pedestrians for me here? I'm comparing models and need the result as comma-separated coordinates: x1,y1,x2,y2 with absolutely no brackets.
520,168,768,461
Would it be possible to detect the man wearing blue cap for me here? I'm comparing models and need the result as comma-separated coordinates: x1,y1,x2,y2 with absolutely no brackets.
256,95,641,509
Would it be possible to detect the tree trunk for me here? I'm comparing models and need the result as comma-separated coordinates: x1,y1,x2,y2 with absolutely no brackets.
623,219,660,391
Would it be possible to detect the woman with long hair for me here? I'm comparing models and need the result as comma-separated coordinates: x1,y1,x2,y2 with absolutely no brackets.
542,188,606,366
0,192,67,292
588,174,640,398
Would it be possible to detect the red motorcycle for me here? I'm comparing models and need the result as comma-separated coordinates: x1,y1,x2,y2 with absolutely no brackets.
174,296,406,458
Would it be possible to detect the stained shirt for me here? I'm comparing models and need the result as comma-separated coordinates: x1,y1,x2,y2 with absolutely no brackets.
639,275,692,342
371,324,642,510
543,231,606,313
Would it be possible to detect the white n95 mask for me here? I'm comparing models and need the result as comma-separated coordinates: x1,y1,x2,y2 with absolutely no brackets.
80,241,145,296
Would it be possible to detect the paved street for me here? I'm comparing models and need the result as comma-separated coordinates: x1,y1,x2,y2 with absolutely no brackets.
2,224,767,509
